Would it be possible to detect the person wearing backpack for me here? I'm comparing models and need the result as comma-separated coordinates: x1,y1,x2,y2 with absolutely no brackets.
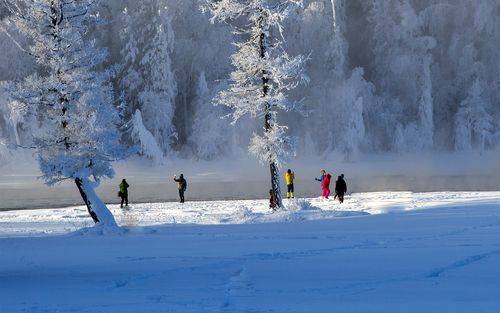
173,174,187,203
118,179,129,208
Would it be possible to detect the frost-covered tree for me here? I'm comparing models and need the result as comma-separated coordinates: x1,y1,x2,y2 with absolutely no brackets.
330,0,374,159
0,20,34,81
1,79,39,148
166,0,235,148
3,0,124,226
303,0,373,159
333,68,373,158
369,0,436,152
0,86,13,163
205,0,308,208
117,93,164,164
1,0,499,158
0,17,36,149
454,79,493,152
421,0,498,151
189,71,232,160
119,1,177,157
327,0,347,78
130,109,165,163
119,7,141,102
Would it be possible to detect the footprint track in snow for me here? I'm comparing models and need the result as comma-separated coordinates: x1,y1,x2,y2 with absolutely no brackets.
427,250,500,278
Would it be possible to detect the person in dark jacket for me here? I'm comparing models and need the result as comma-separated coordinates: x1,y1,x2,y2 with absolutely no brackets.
119,179,129,208
173,174,187,203
335,174,347,204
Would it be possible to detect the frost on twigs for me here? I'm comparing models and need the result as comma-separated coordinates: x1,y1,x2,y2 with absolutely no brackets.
5,0,125,226
205,0,308,209
249,124,296,169
205,0,308,118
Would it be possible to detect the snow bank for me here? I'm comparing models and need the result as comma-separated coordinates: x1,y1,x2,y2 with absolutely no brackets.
2,191,500,238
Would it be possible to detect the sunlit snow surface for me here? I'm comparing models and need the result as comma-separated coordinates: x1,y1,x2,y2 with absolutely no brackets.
1,192,500,312
1,191,499,237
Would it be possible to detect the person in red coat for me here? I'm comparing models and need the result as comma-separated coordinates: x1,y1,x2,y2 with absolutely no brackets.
315,169,332,199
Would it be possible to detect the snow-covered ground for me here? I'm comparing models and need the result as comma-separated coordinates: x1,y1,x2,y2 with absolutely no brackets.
1,191,500,237
1,191,500,312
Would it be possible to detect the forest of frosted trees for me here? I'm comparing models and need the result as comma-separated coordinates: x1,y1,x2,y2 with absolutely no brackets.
0,0,499,164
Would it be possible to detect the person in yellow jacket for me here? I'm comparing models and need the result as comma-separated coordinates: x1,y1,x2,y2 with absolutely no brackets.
284,169,295,199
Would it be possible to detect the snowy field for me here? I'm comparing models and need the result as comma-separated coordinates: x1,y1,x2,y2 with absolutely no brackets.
2,191,500,312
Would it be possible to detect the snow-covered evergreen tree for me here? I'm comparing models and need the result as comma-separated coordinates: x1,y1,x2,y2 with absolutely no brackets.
1,0,498,158
334,68,373,159
0,86,13,163
205,0,308,208
119,1,177,157
130,109,165,163
454,79,493,152
327,0,347,79
0,18,34,82
119,7,141,101
0,79,38,148
0,18,36,149
190,71,232,160
306,0,373,159
4,0,124,226
369,0,436,152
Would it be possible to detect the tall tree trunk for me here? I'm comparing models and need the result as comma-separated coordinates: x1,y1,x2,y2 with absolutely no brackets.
259,21,283,209
75,178,117,226
75,178,100,224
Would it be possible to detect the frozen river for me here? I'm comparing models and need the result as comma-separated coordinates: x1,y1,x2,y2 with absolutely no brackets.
1,153,499,210
1,172,500,211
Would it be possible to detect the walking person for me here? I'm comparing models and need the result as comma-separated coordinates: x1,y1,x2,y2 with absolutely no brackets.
173,174,187,203
284,169,295,199
315,169,332,199
119,179,129,208
335,174,347,204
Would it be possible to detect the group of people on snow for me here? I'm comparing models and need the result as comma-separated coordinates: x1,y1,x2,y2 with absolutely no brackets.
269,168,348,209
315,170,347,203
118,174,188,208
119,169,348,209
